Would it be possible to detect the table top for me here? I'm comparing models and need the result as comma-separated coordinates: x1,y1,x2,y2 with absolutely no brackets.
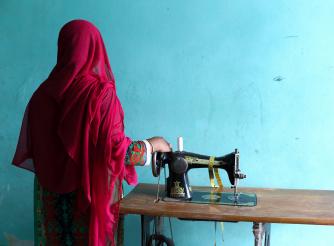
120,183,334,225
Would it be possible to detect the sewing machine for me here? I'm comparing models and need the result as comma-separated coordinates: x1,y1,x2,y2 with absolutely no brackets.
152,137,257,206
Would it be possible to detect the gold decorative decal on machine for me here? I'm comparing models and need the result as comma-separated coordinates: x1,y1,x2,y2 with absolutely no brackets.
185,156,221,166
185,156,199,163
170,181,185,198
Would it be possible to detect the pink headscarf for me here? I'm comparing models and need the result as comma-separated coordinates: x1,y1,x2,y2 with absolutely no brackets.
12,20,137,245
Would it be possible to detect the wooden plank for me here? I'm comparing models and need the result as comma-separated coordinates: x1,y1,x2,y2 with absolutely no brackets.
120,183,334,225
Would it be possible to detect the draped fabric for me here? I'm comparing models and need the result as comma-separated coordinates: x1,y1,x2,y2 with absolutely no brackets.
12,20,138,245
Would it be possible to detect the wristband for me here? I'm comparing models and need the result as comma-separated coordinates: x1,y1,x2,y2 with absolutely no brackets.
142,140,152,166
145,139,154,153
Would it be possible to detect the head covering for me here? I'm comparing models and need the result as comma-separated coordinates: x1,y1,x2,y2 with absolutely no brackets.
12,19,137,245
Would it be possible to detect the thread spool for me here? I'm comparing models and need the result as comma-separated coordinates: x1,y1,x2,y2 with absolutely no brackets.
177,137,184,152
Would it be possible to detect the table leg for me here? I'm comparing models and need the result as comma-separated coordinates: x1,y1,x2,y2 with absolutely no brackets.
141,215,154,246
154,216,163,235
253,222,271,246
253,222,264,246
264,223,271,246
141,216,166,246
154,217,164,246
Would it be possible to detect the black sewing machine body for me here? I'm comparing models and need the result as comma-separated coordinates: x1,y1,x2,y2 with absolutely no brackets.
152,149,247,202
147,140,257,246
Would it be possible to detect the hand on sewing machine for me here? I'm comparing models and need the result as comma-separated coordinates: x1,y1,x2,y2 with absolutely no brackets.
147,137,172,153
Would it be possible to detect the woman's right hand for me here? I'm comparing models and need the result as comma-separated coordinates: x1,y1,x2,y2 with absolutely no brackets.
147,137,172,153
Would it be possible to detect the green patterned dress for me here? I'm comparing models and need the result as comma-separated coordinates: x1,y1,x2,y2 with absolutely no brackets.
34,141,147,246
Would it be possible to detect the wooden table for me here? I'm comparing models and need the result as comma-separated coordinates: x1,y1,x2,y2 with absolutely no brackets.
120,183,334,245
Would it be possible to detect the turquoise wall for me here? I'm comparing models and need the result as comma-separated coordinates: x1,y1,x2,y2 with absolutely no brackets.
1,0,334,245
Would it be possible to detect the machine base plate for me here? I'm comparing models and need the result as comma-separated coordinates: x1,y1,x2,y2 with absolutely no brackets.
163,191,257,206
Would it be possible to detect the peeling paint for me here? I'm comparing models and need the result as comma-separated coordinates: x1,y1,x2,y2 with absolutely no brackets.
273,76,285,82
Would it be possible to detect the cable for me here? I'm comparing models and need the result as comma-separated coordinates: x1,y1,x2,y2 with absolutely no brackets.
168,217,174,242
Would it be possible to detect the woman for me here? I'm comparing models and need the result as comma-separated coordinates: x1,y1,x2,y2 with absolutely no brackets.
12,19,171,246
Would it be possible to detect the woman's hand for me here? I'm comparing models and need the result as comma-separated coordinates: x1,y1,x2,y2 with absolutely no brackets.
147,137,172,153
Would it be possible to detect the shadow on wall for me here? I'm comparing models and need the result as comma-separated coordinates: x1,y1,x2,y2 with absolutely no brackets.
3,233,33,246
